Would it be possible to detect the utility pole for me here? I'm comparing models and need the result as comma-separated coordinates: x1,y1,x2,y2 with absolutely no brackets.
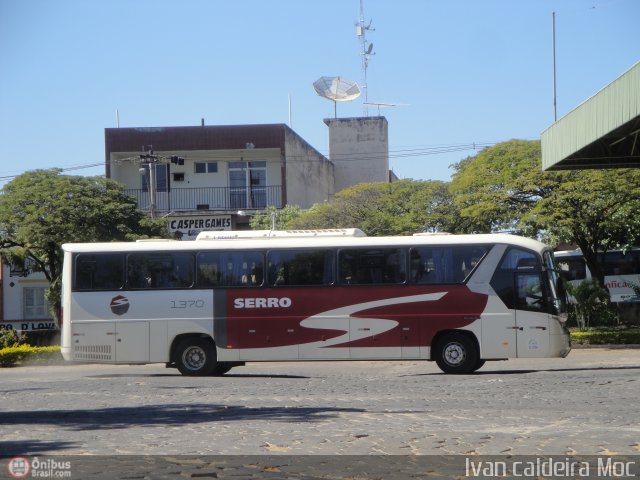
552,11,558,122
148,159,157,218
140,146,158,219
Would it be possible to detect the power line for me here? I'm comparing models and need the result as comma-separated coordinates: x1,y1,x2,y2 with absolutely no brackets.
0,141,499,183
0,162,104,183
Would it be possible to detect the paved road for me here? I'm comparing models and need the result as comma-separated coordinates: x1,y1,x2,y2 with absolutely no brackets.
1,348,639,456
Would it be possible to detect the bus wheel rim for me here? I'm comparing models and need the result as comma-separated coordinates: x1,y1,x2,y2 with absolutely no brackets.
443,342,465,366
183,346,206,371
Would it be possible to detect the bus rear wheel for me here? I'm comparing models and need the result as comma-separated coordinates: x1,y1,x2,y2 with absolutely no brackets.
175,337,216,376
434,332,480,374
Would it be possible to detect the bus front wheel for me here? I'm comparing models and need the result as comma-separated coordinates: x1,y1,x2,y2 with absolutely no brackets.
175,337,216,376
434,332,480,374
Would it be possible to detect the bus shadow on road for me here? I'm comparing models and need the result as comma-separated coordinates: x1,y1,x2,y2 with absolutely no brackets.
86,374,179,378
86,373,311,379
0,404,364,431
0,439,78,455
407,364,640,376
477,365,640,375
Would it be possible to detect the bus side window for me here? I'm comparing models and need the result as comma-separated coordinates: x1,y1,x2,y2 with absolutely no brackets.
127,253,194,289
515,273,545,311
410,246,488,284
197,251,264,288
197,253,221,287
604,251,635,275
556,258,586,281
74,254,125,291
171,254,195,288
490,248,544,311
338,249,405,285
267,250,334,286
410,248,434,283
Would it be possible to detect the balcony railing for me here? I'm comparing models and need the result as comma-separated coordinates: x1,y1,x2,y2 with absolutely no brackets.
124,185,283,213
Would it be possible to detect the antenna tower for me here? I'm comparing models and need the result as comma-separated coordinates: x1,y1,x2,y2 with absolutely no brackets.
356,0,374,115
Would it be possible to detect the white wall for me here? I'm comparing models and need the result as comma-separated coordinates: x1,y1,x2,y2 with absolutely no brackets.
1,264,53,331
324,117,389,193
283,129,335,209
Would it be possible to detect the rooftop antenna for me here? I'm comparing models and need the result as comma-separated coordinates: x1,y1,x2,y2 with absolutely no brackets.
313,76,361,118
356,0,375,115
363,101,409,116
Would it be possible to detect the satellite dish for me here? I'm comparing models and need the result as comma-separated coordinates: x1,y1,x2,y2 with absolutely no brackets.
313,76,361,117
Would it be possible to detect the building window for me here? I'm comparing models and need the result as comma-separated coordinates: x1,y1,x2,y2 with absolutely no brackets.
195,162,218,173
228,161,267,209
9,257,39,278
24,287,49,319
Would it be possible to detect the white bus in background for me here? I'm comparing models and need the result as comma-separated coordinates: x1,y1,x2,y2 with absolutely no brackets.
554,249,640,303
60,230,570,375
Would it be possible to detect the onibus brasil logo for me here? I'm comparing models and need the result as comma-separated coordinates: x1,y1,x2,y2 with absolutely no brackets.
7,457,29,478
7,457,72,478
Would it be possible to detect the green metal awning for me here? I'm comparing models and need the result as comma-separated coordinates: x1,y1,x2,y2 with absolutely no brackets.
541,61,640,170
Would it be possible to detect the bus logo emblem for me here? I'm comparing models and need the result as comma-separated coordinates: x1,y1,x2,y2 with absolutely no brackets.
110,295,130,316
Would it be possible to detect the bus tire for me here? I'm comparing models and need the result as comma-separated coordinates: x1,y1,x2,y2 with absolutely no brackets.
434,332,480,374
175,337,216,376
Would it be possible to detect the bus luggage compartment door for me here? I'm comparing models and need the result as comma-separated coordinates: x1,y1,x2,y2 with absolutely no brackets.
72,321,116,362
115,321,150,363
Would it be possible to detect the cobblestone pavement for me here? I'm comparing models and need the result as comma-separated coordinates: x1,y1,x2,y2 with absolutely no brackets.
1,348,640,457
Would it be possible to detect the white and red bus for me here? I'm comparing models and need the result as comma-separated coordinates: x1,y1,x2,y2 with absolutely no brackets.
60,230,570,375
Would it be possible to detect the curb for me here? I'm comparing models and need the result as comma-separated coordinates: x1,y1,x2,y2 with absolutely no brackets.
571,343,640,349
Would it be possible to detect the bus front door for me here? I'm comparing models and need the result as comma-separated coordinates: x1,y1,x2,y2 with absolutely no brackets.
514,272,551,357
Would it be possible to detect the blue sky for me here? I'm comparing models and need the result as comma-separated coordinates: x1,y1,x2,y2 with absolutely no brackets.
1,0,638,187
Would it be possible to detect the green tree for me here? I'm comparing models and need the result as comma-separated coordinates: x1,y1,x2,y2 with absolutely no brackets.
289,179,460,235
450,140,556,234
531,169,640,284
450,140,640,284
249,205,304,230
0,169,168,317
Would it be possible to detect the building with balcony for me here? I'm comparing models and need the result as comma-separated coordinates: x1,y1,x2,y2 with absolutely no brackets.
106,123,335,238
106,117,393,238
